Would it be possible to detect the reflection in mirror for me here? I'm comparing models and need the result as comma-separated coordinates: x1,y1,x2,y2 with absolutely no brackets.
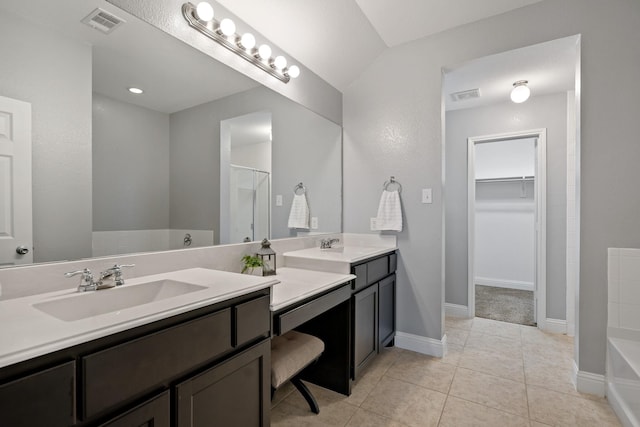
0,0,342,266
223,111,272,244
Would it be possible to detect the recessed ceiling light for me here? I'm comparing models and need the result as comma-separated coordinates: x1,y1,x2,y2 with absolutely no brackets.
128,87,144,94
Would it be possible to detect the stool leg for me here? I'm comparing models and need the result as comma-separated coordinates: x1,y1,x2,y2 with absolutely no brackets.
291,376,320,414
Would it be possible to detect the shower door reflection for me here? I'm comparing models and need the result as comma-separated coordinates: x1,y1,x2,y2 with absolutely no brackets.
229,165,270,243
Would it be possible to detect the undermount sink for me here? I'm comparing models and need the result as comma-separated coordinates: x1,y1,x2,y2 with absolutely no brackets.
33,280,207,322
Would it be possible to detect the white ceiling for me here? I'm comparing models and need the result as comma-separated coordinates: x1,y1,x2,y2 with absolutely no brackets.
2,0,573,117
216,0,545,91
444,36,577,111
0,0,259,114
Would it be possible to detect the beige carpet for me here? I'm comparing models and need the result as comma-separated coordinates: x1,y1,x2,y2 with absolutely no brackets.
475,284,536,326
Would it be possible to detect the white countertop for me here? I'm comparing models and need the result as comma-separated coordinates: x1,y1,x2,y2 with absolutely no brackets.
0,268,277,369
282,245,396,275
270,268,355,312
283,246,395,263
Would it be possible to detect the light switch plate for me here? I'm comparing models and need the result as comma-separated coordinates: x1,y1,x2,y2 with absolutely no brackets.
275,195,283,206
422,188,432,204
311,217,318,229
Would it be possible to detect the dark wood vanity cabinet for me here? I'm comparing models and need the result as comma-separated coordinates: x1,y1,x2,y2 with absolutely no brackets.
99,391,170,427
176,339,270,427
353,281,378,378
0,289,271,427
378,273,397,349
351,252,397,379
0,361,76,427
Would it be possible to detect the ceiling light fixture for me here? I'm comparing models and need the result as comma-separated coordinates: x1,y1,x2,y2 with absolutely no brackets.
128,87,144,94
182,2,300,83
510,80,530,103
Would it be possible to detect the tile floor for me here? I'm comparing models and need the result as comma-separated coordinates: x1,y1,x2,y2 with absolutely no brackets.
270,316,622,426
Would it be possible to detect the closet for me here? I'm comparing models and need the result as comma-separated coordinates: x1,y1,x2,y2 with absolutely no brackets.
472,137,537,325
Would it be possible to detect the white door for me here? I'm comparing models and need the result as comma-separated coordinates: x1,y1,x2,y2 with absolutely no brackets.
0,95,33,265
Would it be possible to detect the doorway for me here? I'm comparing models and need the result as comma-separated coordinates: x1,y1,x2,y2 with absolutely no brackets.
467,131,546,326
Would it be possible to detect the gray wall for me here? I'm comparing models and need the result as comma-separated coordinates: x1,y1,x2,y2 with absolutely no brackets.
107,0,343,125
92,93,171,231
0,12,92,262
445,93,567,320
169,86,341,243
344,0,640,376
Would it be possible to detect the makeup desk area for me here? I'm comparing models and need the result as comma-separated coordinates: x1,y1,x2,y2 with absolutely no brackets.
271,245,397,396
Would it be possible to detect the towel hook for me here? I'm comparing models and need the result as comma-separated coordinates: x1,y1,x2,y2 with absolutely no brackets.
293,182,306,195
383,176,402,193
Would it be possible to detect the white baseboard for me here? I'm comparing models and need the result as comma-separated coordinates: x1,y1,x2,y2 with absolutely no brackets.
475,277,534,291
395,331,446,358
445,303,469,318
544,318,567,334
572,360,605,397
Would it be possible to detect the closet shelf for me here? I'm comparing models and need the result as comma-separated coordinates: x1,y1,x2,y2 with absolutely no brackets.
475,175,534,183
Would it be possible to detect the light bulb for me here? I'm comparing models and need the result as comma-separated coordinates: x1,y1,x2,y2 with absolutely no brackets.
510,80,530,103
195,2,214,22
286,65,300,79
238,33,256,50
257,44,272,60
219,18,236,36
128,87,143,94
273,55,287,70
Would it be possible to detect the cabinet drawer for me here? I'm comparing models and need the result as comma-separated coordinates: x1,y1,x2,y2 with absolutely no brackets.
0,361,75,427
367,256,389,284
389,252,397,273
99,390,170,427
234,295,271,347
82,309,231,419
352,263,368,292
275,284,351,335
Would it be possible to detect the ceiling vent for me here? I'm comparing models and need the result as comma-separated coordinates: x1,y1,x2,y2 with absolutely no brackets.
81,8,125,34
450,88,481,102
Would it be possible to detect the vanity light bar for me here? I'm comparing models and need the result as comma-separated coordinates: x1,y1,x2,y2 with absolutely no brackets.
182,2,300,83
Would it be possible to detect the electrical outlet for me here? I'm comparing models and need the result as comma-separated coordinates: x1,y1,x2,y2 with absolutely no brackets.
311,217,318,229
422,188,433,204
370,217,377,230
275,195,283,206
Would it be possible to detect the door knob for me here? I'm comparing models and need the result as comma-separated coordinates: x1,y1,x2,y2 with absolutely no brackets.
16,246,29,255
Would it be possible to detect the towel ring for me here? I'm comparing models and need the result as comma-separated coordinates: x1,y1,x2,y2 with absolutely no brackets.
294,182,306,195
383,176,402,193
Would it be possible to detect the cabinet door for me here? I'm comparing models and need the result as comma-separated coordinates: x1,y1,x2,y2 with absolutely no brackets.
176,339,270,427
352,283,378,379
378,274,396,348
99,391,170,427
0,361,75,427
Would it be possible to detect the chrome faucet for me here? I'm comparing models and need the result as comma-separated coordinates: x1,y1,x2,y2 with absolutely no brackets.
99,264,135,287
65,264,135,292
65,268,98,292
320,238,340,249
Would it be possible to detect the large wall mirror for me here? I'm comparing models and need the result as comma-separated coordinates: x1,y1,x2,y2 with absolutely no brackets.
0,0,342,266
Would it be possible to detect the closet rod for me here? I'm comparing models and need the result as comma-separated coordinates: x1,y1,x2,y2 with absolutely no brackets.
475,175,534,183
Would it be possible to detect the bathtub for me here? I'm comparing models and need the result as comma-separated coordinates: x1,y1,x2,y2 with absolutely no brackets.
607,330,640,427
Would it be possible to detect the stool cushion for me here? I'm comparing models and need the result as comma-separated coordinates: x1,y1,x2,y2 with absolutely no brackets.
271,331,324,388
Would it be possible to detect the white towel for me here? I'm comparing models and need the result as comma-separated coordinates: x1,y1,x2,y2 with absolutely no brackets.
288,193,310,229
375,190,402,231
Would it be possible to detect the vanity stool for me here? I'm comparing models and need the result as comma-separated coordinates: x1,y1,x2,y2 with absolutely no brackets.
271,330,324,414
